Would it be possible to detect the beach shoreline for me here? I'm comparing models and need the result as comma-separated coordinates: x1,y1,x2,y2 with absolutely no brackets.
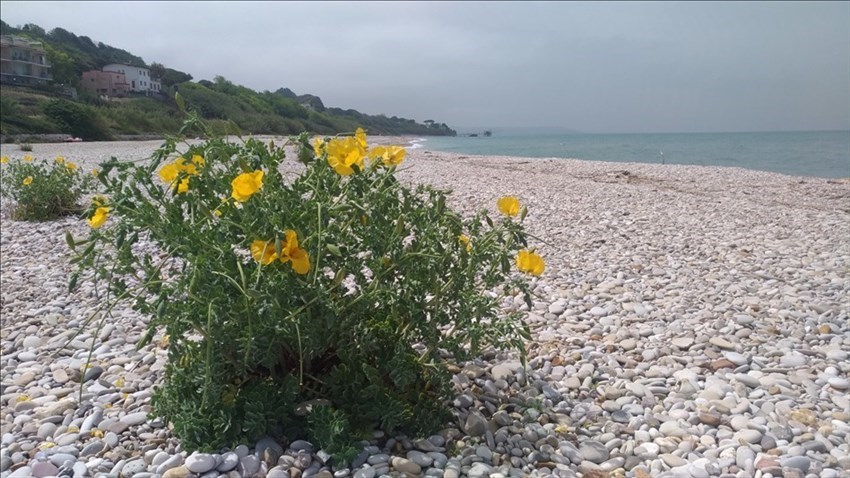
1,140,849,477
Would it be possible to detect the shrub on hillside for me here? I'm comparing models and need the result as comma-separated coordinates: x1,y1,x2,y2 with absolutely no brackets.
43,99,112,141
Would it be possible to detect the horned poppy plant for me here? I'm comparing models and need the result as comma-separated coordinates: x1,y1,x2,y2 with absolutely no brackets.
250,239,278,265
88,207,109,229
73,112,536,459
498,196,521,217
326,137,365,176
231,170,264,202
370,146,406,167
458,234,472,252
516,249,545,276
280,229,310,274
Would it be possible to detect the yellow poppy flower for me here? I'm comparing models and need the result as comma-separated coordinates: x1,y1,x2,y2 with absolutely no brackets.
88,207,110,229
22,176,33,186
159,162,180,183
177,177,189,193
23,155,33,162
458,234,472,252
92,168,99,177
516,249,545,276
250,240,278,265
1,156,8,164
55,156,65,164
326,137,365,176
280,229,310,274
355,127,368,149
191,154,205,168
369,145,406,167
313,138,325,157
65,161,77,171
231,170,264,202
497,196,520,217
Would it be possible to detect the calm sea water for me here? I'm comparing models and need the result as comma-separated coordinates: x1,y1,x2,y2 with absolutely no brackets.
413,131,850,179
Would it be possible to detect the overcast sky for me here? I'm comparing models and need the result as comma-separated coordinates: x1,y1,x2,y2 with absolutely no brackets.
2,1,849,133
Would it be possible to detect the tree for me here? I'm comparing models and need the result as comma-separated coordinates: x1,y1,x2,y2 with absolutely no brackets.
44,44,78,86
150,62,192,87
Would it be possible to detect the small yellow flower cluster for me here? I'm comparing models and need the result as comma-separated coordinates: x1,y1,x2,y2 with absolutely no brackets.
0,156,8,164
498,196,545,276
250,230,310,274
56,157,78,171
317,128,407,176
159,155,205,193
22,176,33,186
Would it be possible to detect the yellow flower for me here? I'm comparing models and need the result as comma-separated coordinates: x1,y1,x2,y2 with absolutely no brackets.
177,177,190,194
159,162,180,183
22,176,33,186
159,156,202,189
326,137,365,176
250,239,278,265
313,138,325,157
55,156,65,164
516,249,545,276
280,229,310,274
458,234,472,252
92,168,99,177
497,196,520,217
88,207,110,229
355,127,368,149
23,155,33,162
369,145,406,167
1,156,8,164
231,170,264,202
65,161,77,171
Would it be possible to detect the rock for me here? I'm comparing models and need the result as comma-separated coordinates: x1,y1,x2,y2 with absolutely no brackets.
217,452,239,472
163,465,193,478
827,377,849,390
391,457,421,475
462,411,488,437
122,411,148,426
122,458,147,476
579,441,609,464
671,337,694,349
31,461,60,478
186,453,217,473
781,456,811,473
709,337,735,350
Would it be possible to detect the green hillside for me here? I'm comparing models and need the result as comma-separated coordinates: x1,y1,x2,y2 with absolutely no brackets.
0,21,456,139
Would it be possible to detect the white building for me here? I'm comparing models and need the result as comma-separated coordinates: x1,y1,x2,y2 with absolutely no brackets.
102,64,161,95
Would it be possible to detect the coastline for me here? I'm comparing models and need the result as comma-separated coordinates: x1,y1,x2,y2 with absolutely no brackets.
1,140,849,477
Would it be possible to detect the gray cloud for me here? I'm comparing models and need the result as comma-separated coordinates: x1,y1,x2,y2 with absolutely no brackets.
2,1,848,133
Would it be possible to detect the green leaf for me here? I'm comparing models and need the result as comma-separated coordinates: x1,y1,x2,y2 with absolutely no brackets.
175,92,186,113
65,231,76,250
326,244,342,257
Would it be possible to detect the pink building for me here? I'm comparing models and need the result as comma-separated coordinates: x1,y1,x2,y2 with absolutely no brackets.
81,70,130,97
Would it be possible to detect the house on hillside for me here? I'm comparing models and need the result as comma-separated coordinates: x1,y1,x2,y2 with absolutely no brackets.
80,70,130,98
102,63,161,95
0,35,52,85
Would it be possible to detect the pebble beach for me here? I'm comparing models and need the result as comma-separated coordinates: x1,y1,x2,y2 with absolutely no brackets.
1,138,849,478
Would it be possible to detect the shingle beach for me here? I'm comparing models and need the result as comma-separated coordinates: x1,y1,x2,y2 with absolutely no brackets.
2,139,849,478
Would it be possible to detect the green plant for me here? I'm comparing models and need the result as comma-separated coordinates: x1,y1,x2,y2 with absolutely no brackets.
71,111,541,460
0,154,94,220
19,143,33,152
43,98,112,141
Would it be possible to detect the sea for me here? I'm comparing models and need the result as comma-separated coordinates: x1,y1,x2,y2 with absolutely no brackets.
410,130,850,179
